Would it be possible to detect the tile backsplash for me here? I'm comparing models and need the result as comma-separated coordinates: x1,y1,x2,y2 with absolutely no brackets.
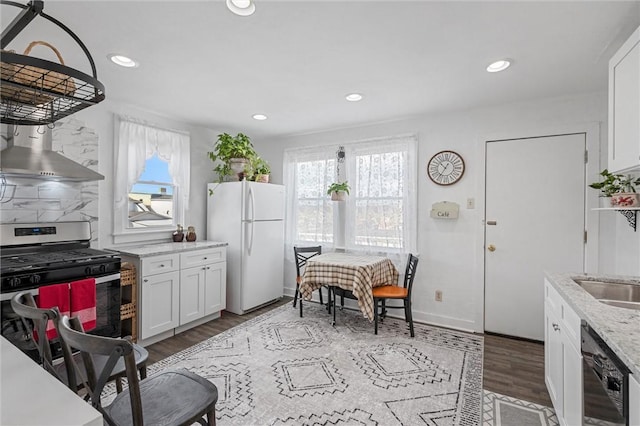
0,118,100,242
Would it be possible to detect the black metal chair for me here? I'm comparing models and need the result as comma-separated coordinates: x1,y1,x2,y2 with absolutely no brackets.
10,291,148,393
372,254,419,337
58,315,218,426
293,245,324,317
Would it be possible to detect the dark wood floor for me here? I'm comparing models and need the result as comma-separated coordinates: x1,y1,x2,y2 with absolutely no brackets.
145,297,552,407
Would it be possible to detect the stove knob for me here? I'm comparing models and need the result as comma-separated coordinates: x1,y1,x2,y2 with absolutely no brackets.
8,277,21,288
85,267,93,275
99,264,107,273
29,275,41,284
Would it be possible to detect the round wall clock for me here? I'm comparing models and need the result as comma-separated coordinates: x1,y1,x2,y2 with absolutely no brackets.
427,150,465,185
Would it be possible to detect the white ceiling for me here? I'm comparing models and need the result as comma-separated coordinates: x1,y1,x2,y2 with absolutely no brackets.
2,1,639,138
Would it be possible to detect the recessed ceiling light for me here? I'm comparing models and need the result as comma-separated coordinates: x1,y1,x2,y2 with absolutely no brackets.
486,59,511,73
108,54,138,68
252,114,267,120
226,0,255,16
345,93,363,102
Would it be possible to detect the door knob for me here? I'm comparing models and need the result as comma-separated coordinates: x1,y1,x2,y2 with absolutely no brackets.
487,244,496,252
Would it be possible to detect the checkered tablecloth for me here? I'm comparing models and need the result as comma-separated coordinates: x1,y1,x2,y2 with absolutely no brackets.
300,253,399,321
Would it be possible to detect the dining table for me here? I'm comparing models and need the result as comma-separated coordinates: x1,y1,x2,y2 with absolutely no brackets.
299,252,399,322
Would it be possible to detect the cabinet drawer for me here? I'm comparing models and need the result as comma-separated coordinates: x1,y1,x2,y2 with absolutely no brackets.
141,253,179,276
180,247,226,269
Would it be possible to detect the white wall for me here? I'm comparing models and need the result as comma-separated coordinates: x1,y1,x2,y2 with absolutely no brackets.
255,91,639,333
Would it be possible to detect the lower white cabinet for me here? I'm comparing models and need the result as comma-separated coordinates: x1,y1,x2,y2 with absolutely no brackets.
179,260,227,325
544,279,582,426
121,246,227,342
141,270,180,340
630,374,640,426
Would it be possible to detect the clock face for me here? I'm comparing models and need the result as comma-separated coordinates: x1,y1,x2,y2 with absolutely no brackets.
427,150,465,185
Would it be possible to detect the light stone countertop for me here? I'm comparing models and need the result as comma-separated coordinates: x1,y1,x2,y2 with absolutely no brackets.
111,240,228,258
545,271,640,377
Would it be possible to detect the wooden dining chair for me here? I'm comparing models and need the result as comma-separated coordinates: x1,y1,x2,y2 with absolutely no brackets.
57,315,218,426
372,254,419,337
11,291,148,393
293,245,324,317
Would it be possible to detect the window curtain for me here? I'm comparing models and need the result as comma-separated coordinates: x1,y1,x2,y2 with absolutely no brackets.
344,134,418,267
283,145,338,260
114,117,190,227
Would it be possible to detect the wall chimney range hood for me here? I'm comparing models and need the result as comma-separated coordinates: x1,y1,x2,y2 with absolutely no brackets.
1,124,104,181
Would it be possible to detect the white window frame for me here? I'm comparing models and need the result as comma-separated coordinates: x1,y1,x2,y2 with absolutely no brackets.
283,134,417,263
113,116,190,244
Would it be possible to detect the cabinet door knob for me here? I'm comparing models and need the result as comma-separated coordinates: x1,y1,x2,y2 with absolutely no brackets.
487,244,496,252
160,264,165,267
552,323,560,331
202,267,206,270
143,279,148,283
207,267,210,270
204,257,208,260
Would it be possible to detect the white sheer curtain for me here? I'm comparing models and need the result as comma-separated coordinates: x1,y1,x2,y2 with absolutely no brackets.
114,116,190,231
344,134,418,267
283,145,338,260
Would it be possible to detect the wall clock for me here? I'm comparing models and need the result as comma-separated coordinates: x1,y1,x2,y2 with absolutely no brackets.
427,150,465,185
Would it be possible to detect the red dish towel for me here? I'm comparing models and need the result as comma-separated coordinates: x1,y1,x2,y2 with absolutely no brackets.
36,283,71,340
70,278,96,332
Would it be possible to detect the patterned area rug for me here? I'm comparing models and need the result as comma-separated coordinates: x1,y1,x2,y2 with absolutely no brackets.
482,391,559,426
105,303,484,425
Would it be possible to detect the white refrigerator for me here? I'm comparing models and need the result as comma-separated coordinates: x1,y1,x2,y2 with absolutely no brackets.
207,181,285,314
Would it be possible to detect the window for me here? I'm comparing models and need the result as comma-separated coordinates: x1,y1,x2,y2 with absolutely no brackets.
284,147,337,251
114,117,190,242
129,155,174,228
284,135,417,261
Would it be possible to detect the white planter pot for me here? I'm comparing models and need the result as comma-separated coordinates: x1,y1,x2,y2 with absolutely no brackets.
331,191,347,201
610,192,640,208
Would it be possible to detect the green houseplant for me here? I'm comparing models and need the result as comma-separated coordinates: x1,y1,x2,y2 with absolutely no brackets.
589,169,640,207
252,156,271,183
327,181,350,201
208,132,257,182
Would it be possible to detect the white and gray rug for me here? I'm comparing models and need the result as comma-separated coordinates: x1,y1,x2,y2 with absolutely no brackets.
482,391,559,426
107,303,484,425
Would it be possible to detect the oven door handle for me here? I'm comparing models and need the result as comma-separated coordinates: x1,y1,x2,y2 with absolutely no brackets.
0,273,121,301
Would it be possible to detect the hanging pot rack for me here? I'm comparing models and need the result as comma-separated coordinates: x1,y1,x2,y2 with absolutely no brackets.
1,0,105,126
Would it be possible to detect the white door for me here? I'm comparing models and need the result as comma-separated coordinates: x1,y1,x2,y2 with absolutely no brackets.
484,134,585,340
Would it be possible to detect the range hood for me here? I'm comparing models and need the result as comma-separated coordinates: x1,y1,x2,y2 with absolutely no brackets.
1,125,104,181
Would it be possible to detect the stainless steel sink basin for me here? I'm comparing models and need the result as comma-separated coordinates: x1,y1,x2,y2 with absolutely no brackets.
574,280,640,310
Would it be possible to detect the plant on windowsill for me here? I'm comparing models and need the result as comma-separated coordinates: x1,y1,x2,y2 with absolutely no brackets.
208,132,257,182
327,181,350,201
589,169,640,208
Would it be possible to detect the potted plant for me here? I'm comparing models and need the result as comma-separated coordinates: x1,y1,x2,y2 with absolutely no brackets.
611,174,640,207
589,169,640,207
589,169,622,207
252,156,271,183
208,132,257,182
327,181,350,201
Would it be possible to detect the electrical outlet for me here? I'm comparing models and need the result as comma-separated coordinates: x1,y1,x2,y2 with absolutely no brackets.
467,198,475,209
435,290,443,302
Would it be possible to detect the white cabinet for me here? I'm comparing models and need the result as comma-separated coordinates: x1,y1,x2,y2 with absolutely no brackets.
608,26,640,173
544,279,583,426
120,245,227,343
179,248,227,325
139,253,180,340
630,374,640,426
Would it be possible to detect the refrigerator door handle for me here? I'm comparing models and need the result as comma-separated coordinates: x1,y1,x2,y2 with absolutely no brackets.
248,220,254,256
249,185,256,222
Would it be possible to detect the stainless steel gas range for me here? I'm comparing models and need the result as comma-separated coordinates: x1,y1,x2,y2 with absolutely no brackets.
0,221,121,360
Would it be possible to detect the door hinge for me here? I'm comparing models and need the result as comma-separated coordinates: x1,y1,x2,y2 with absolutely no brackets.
584,230,588,244
584,150,588,164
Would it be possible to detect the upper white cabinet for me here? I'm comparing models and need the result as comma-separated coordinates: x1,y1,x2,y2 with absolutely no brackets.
608,26,640,173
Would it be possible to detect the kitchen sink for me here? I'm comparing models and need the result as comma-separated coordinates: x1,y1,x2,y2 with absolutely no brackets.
574,280,640,310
